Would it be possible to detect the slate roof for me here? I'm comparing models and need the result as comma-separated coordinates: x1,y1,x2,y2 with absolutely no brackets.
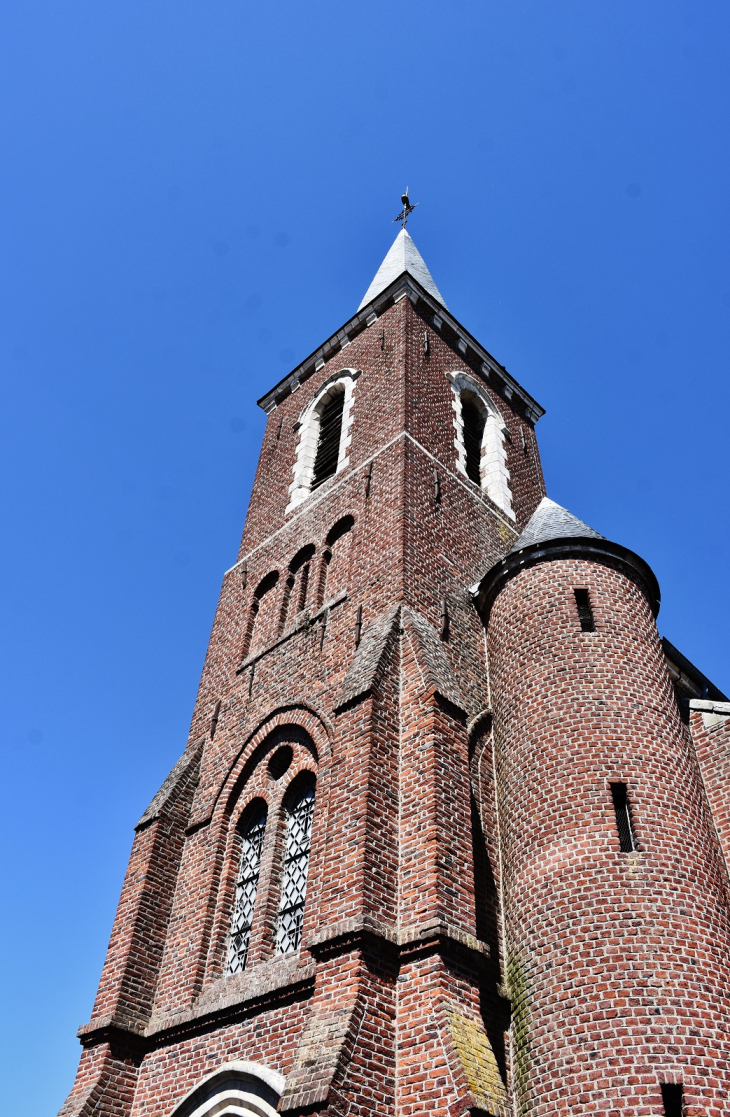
508,497,605,555
357,229,447,311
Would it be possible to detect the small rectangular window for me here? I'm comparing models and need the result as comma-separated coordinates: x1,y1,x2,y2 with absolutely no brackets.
573,587,595,631
661,1083,684,1117
611,782,638,853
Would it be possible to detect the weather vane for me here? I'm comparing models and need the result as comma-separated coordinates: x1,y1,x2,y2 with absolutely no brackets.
393,188,418,229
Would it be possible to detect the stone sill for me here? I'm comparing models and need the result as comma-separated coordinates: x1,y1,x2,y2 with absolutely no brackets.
78,955,316,1051
146,954,316,1038
690,699,730,716
305,914,489,961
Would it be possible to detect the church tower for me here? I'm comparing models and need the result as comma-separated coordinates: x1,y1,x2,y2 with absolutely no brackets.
61,223,730,1117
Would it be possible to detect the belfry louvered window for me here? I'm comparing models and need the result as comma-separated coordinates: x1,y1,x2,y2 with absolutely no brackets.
461,398,485,485
226,805,267,974
275,779,316,954
311,392,345,489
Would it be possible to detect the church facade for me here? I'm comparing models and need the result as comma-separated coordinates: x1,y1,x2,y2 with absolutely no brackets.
61,230,730,1117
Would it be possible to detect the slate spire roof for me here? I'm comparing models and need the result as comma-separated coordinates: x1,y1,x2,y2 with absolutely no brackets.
508,497,605,555
358,228,447,311
474,495,660,621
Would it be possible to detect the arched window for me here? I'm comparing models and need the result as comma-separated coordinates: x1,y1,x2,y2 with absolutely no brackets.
447,372,514,519
227,802,268,974
318,515,354,604
287,371,359,512
311,389,345,489
275,775,316,954
242,571,279,659
461,395,486,485
279,545,316,631
168,1062,284,1117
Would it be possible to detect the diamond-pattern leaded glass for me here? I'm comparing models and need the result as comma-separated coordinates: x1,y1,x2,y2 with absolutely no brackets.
226,805,267,974
275,783,315,954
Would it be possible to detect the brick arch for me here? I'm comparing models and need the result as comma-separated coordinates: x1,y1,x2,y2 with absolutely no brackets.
279,544,317,631
223,723,319,820
218,704,333,817
205,724,322,982
205,711,328,983
325,513,355,547
317,513,355,604
242,569,280,659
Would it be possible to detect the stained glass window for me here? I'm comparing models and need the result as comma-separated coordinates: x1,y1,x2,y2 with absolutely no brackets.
275,781,315,954
226,804,267,974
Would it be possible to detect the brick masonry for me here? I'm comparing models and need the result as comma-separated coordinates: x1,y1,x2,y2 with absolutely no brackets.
60,263,730,1117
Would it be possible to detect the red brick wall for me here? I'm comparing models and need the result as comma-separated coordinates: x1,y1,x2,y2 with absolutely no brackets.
488,556,730,1116
59,293,547,1117
690,704,730,874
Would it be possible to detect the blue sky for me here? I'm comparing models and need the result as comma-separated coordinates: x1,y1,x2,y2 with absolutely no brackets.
1,2,728,1112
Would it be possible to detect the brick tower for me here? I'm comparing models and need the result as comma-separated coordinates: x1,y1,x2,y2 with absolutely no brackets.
61,225,730,1117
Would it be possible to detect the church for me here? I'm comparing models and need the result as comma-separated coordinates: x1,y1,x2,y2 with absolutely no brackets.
60,217,730,1117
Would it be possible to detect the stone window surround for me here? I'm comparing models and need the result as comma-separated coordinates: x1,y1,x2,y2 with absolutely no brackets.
168,1060,284,1117
446,369,514,520
287,369,360,513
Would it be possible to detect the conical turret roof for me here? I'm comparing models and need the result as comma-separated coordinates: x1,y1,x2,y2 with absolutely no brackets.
508,497,605,555
474,495,660,621
358,229,447,311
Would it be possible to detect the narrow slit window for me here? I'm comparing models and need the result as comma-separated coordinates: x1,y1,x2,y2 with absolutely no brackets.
574,587,595,632
461,398,485,486
611,782,638,853
226,805,267,974
276,779,316,954
311,392,345,489
661,1083,684,1117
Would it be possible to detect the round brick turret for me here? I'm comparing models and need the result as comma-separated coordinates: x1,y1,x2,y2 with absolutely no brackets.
477,498,730,1116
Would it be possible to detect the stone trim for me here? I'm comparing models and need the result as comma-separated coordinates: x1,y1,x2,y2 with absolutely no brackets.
227,429,518,575
78,958,316,1052
690,699,730,716
168,1061,284,1117
304,914,489,961
446,369,514,520
690,698,730,729
286,370,360,513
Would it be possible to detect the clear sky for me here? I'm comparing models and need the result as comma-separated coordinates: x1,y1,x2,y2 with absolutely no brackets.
1,2,728,1113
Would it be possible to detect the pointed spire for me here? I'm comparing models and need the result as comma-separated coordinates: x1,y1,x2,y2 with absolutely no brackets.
358,229,447,311
508,497,605,555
